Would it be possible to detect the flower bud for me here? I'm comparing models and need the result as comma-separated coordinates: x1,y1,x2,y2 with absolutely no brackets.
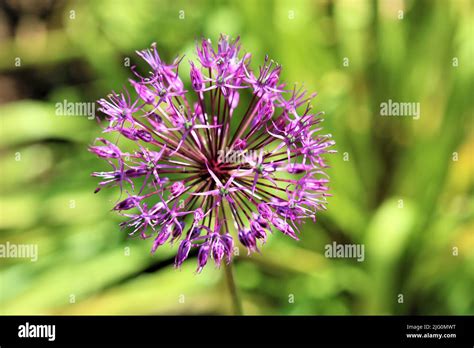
287,163,311,174
238,229,257,253
119,127,139,141
89,146,118,159
113,196,141,211
175,239,191,268
272,218,299,240
257,203,273,221
220,233,234,263
211,240,225,266
171,221,185,240
190,62,204,92
196,243,210,273
250,220,267,241
129,79,155,104
136,129,153,142
89,139,121,158
151,225,172,253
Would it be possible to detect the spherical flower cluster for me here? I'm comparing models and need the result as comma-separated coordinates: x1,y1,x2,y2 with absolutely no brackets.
90,35,335,272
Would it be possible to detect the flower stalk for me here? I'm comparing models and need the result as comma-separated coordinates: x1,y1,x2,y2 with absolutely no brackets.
224,263,243,315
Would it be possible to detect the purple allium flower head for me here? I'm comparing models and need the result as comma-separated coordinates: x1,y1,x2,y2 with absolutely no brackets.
91,34,335,273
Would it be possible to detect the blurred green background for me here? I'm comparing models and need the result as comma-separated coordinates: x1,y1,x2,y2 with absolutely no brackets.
0,0,473,315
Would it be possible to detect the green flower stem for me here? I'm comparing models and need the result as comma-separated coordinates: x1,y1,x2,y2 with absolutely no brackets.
224,263,243,315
